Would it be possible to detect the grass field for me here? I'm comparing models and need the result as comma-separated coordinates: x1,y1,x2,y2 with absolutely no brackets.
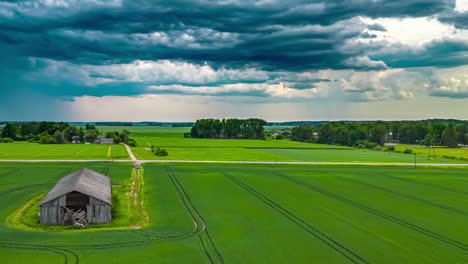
0,142,129,160
0,162,467,263
394,144,468,160
127,129,466,163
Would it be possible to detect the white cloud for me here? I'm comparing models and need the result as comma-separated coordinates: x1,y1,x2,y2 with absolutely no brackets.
428,65,468,98
455,0,468,11
360,16,468,46
25,58,269,86
149,82,321,98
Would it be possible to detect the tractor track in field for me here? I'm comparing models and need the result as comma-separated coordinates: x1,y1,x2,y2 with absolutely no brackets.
0,242,80,264
276,173,468,253
219,170,368,264
0,169,19,177
165,166,224,264
0,169,71,197
386,175,468,196
338,176,468,216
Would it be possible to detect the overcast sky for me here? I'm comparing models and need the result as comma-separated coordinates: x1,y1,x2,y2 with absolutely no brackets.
1,0,468,121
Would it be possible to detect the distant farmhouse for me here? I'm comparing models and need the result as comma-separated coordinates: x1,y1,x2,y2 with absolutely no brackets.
95,136,114,144
39,168,112,226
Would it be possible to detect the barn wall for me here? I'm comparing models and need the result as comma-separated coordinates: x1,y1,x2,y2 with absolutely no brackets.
40,195,66,224
41,195,111,225
87,197,111,224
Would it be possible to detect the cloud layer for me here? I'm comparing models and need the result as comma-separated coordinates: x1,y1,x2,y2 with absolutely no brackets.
1,0,468,120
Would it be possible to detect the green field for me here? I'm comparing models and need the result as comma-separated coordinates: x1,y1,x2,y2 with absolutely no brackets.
127,128,466,163
394,144,468,160
0,142,129,160
0,162,467,263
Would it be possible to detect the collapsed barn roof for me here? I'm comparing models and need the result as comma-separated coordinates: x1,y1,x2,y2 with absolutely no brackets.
40,168,111,205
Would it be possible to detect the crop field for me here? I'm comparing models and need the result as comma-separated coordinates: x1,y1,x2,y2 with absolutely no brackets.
0,162,467,263
125,128,466,163
394,144,468,160
0,142,129,160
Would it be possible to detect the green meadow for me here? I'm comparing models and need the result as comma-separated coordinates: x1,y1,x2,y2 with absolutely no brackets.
0,142,129,160
0,162,467,263
118,127,467,163
394,144,468,160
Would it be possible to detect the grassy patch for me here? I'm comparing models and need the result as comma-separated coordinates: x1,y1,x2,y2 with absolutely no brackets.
0,142,129,160
8,186,131,232
394,144,468,160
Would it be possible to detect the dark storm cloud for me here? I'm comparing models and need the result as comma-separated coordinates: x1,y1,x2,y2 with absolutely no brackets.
367,23,386,31
0,0,457,71
370,38,468,68
438,11,468,29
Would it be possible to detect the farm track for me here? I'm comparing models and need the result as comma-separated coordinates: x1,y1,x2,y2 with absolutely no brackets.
219,170,368,264
276,173,468,252
386,175,468,196
165,166,224,264
338,176,468,216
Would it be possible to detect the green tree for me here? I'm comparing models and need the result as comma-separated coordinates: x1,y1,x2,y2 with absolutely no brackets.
1,124,19,139
291,124,315,142
429,123,447,145
63,126,79,142
54,130,67,144
154,147,168,156
442,125,459,147
39,132,56,144
420,133,435,147
84,129,98,143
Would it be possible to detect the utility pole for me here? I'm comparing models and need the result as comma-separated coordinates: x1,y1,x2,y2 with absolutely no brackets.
414,152,417,169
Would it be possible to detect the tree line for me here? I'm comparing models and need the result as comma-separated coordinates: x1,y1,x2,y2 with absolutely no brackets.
0,122,135,145
190,118,267,139
289,121,468,148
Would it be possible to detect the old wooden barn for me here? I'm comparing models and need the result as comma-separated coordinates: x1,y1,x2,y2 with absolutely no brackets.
39,168,112,225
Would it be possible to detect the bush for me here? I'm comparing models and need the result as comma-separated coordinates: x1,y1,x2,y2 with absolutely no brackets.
113,136,121,144
355,140,379,149
126,138,137,147
403,148,413,154
373,146,382,151
111,193,120,219
1,138,14,143
39,132,56,144
275,134,284,140
356,144,366,149
386,145,395,151
154,147,168,157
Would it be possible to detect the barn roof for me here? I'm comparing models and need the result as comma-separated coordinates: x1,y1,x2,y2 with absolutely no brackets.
40,168,111,206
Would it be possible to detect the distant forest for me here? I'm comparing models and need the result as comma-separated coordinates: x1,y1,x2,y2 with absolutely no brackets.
190,118,267,139
287,120,468,148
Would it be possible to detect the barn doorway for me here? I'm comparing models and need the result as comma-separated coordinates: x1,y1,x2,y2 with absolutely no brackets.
66,191,89,212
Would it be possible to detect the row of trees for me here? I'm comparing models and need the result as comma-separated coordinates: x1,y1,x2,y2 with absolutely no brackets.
190,118,267,139
0,122,136,145
28,124,100,144
290,121,468,148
